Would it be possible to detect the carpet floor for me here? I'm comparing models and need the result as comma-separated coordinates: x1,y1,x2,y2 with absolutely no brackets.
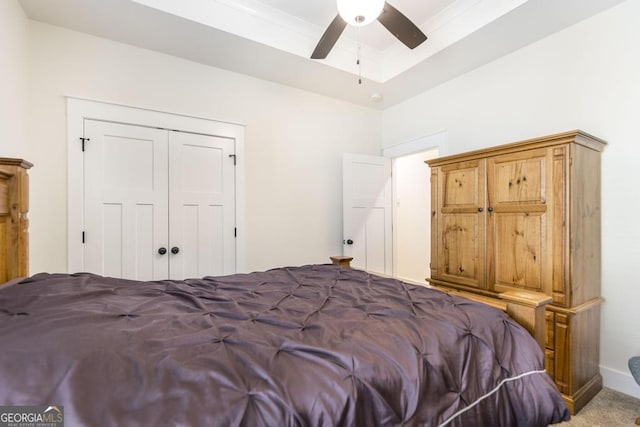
552,388,640,426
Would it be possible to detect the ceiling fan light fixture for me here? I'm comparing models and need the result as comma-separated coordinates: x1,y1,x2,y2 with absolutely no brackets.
311,1,426,60
337,0,385,27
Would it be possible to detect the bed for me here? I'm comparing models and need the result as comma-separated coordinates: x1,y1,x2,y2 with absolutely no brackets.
0,266,569,426
0,159,569,426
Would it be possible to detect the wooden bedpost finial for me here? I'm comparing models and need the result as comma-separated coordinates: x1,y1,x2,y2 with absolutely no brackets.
330,256,353,268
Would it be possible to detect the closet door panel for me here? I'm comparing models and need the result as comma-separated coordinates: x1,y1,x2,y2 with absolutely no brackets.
83,120,169,280
169,132,235,279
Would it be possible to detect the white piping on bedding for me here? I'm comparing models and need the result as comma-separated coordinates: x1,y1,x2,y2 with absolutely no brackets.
437,369,548,427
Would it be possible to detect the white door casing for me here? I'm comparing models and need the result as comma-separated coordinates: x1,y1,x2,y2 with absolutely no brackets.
67,97,246,275
342,153,392,275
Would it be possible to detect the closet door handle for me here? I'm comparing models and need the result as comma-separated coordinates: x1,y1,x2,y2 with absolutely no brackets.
171,246,180,254
158,247,167,255
478,207,483,212
487,207,494,212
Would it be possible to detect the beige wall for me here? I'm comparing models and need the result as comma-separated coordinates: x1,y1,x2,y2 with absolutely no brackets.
0,0,30,159
382,0,640,397
23,20,381,274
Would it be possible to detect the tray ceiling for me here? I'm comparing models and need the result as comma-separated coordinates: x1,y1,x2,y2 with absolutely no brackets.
19,0,626,108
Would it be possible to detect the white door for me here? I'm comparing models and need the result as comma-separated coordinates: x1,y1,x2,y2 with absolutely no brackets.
168,131,236,279
83,120,236,280
342,154,392,274
84,120,169,280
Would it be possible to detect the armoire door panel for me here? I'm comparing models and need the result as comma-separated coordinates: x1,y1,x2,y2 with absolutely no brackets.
439,213,483,287
486,148,553,295
490,212,545,293
441,161,484,209
433,160,486,289
490,156,545,205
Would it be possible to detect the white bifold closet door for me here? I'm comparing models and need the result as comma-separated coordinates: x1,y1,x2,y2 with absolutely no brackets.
168,131,235,280
83,119,235,281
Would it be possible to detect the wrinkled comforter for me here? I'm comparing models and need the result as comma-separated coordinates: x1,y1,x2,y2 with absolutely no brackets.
0,264,569,426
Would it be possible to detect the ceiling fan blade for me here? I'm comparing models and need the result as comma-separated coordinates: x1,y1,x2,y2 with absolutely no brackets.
311,14,347,59
377,2,427,49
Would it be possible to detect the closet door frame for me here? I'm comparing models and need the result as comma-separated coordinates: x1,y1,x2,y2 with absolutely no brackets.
67,97,246,274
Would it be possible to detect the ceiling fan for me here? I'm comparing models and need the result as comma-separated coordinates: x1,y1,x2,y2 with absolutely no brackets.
311,0,428,59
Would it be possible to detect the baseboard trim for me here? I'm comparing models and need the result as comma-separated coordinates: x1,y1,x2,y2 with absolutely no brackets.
562,374,602,415
601,365,640,399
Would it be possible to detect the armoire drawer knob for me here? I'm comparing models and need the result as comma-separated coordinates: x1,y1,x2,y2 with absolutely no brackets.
158,247,167,255
171,247,180,254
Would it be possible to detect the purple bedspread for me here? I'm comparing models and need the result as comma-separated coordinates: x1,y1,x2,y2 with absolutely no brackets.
0,265,569,426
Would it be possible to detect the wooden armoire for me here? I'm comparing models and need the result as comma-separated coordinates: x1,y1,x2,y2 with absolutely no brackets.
426,130,606,414
0,157,32,283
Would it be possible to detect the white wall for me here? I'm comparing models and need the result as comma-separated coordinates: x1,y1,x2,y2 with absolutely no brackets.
382,0,640,397
394,149,438,284
23,20,381,274
0,0,30,159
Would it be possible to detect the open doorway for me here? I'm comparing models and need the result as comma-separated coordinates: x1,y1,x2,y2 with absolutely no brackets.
392,147,439,284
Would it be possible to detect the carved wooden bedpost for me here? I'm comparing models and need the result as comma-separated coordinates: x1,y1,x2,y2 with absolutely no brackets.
330,256,353,268
499,290,552,352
